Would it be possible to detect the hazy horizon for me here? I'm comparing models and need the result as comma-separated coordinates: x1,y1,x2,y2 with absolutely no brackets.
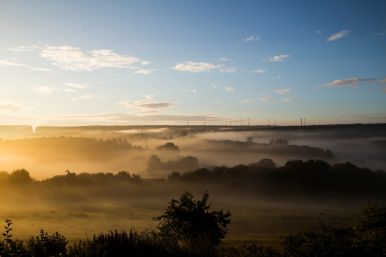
1,0,385,127
0,2,385,254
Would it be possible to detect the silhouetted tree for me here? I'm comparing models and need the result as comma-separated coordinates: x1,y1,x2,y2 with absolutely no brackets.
9,169,32,184
156,142,180,152
155,191,231,255
254,158,277,170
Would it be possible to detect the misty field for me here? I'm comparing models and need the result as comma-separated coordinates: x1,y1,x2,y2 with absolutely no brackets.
0,124,385,245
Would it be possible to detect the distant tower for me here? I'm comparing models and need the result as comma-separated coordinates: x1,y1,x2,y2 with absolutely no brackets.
247,117,250,126
301,118,303,126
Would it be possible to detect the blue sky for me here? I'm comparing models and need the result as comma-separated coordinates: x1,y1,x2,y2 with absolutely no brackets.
0,0,385,126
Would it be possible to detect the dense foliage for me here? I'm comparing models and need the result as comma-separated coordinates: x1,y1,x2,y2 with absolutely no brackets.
170,159,386,198
155,192,231,255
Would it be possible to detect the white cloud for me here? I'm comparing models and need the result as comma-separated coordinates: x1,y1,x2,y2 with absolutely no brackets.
219,57,230,62
134,69,154,75
118,96,173,112
64,83,88,92
9,45,150,71
33,86,56,95
0,111,224,126
70,94,108,101
281,98,293,102
173,61,236,73
266,54,290,63
241,99,255,103
259,95,274,102
326,30,349,42
251,68,266,74
0,59,23,67
242,35,260,42
224,86,235,92
273,75,281,80
210,83,218,89
0,100,23,113
184,89,198,93
274,88,291,94
0,59,51,71
323,77,386,87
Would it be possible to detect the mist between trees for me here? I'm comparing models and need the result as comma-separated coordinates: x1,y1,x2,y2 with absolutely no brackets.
2,159,385,200
0,192,385,257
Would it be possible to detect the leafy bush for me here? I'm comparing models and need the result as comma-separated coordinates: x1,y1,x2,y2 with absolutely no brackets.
155,191,231,255
27,229,67,257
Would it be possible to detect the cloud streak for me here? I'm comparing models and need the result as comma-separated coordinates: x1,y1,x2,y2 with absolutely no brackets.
9,45,150,71
323,77,386,87
134,69,154,75
326,30,349,42
70,94,108,101
274,88,291,94
0,100,24,113
224,86,235,92
251,69,266,75
266,54,290,63
118,96,173,112
0,59,51,71
173,61,235,73
64,83,88,92
242,35,260,42
33,86,57,95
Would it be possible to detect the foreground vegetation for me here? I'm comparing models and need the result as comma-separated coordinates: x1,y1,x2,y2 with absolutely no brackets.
0,191,385,257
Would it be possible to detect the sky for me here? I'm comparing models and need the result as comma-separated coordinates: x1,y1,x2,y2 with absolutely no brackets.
0,0,385,126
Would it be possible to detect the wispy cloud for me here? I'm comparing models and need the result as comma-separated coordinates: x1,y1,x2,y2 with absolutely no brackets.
0,100,24,113
0,112,223,126
184,89,198,93
0,59,51,71
241,99,255,103
173,61,236,73
251,68,266,75
219,57,230,62
280,98,293,103
134,69,155,75
259,95,274,102
274,88,291,94
373,30,386,36
326,30,349,42
70,94,108,101
9,45,150,71
33,86,57,95
265,54,290,63
64,83,87,92
242,35,260,42
224,86,235,92
118,96,173,112
323,77,386,87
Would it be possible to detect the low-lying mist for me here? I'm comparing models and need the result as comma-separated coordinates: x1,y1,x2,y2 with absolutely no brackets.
0,124,385,241
2,158,384,241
